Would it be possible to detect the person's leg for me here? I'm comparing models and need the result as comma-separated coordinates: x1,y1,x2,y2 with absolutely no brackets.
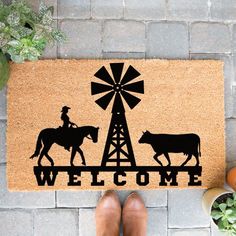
95,190,121,236
122,192,148,236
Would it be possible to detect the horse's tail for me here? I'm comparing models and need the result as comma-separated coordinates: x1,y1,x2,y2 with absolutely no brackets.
30,131,43,159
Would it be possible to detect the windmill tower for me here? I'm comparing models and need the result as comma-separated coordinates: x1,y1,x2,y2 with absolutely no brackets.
91,63,144,167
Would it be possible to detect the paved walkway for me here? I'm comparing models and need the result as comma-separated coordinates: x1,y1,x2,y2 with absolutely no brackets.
1,0,236,235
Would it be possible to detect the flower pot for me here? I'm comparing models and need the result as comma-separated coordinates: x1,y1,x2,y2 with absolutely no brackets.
0,51,10,90
227,167,236,191
202,188,232,215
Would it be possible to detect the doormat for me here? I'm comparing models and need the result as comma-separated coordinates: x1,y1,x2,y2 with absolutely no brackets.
7,59,225,190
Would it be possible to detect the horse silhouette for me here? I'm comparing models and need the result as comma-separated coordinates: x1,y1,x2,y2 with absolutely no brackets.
30,126,99,166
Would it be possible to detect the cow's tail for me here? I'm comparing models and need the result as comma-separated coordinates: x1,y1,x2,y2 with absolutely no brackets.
198,138,201,157
30,131,43,159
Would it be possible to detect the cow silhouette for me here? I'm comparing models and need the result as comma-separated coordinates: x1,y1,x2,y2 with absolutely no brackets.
138,131,201,166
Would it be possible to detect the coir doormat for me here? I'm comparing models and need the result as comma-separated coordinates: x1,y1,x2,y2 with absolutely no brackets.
7,59,225,190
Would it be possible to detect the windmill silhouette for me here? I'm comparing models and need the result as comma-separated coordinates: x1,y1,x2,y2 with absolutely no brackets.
91,63,144,167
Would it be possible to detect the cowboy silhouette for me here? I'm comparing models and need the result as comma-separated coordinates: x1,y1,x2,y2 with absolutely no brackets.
61,106,76,151
61,106,76,128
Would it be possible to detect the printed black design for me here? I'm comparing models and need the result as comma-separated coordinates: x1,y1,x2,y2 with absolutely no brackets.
61,106,76,129
92,63,144,167
60,106,77,151
139,131,201,167
31,62,202,187
30,107,99,166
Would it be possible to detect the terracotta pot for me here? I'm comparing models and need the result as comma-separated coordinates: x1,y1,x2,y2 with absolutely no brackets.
202,188,232,215
227,167,236,191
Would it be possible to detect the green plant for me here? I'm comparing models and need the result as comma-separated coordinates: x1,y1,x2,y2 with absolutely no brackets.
0,0,65,62
0,0,66,90
211,192,236,235
0,50,9,89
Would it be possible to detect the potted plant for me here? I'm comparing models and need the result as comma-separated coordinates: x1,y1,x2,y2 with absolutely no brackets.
202,188,236,235
0,0,66,90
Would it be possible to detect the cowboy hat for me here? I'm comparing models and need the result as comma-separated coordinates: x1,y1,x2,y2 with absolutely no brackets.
61,106,71,112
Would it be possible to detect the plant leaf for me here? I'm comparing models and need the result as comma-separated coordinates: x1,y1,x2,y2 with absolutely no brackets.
0,21,5,30
228,212,236,223
11,54,24,63
226,209,234,215
0,33,10,47
233,192,236,201
0,51,9,90
32,38,46,52
219,203,227,212
223,218,229,228
20,46,40,61
211,210,223,220
17,26,32,37
47,6,54,15
52,29,66,42
227,198,234,207
6,12,20,26
213,201,219,208
218,218,226,230
39,1,48,15
9,28,20,39
41,10,52,25
232,224,236,232
7,40,21,47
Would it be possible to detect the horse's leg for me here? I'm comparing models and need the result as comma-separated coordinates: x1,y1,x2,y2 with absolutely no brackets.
40,144,54,166
38,147,47,166
70,147,76,166
45,153,54,166
181,154,192,166
38,151,44,166
77,147,86,166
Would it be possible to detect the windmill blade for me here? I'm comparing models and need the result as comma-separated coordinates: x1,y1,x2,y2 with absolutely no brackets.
121,90,141,109
95,91,115,110
122,80,144,94
110,63,124,84
94,66,115,85
120,65,141,85
91,82,113,95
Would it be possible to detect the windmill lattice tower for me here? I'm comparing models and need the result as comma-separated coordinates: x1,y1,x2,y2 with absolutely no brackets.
91,63,144,167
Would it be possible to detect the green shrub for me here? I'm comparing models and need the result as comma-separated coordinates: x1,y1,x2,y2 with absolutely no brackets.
0,50,9,89
211,192,236,236
0,0,66,63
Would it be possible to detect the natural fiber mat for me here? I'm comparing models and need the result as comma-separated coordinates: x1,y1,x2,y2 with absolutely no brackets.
7,59,225,190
